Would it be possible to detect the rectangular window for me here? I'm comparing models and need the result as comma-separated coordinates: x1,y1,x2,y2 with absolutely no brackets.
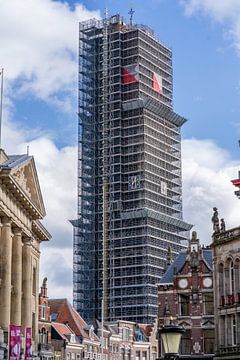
136,351,140,360
32,267,36,295
203,329,214,354
122,328,130,341
152,353,157,360
232,315,237,346
203,293,214,315
179,294,190,316
142,351,147,360
180,329,191,354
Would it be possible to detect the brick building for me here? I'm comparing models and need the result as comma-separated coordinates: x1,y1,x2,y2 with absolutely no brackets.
95,320,158,360
212,208,240,359
49,299,101,360
158,231,214,359
38,278,53,359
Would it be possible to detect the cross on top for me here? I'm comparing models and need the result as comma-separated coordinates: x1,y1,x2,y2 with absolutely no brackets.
128,8,135,25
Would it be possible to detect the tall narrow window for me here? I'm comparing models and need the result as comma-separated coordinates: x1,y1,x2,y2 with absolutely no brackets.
232,314,237,346
218,263,224,306
41,302,46,320
178,294,190,316
32,267,36,295
230,261,235,295
203,293,214,315
203,329,214,354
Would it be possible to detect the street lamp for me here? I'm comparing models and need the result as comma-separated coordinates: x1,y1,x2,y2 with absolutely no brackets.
159,321,185,360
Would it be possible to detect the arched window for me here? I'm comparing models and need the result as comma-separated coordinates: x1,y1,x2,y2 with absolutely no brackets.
39,327,47,344
235,259,240,302
218,263,224,306
41,302,46,320
230,260,235,295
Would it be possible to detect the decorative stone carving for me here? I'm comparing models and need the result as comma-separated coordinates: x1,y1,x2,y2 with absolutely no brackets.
212,207,220,233
220,218,226,232
13,168,31,198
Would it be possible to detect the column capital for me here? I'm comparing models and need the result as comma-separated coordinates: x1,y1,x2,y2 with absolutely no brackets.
1,216,11,227
22,236,32,246
12,227,22,237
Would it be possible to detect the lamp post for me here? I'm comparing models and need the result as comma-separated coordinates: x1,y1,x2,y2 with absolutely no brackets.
159,321,185,360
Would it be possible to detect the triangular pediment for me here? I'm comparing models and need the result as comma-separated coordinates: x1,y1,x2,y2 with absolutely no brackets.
202,319,214,327
178,320,191,327
11,158,45,217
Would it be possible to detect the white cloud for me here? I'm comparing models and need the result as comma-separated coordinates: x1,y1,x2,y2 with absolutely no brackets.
0,0,100,107
182,138,240,245
181,0,240,52
2,117,77,300
0,0,99,300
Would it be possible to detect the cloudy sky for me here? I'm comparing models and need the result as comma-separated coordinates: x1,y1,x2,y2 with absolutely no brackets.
1,0,240,300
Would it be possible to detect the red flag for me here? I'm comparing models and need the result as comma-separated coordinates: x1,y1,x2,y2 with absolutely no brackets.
153,72,163,94
122,64,139,84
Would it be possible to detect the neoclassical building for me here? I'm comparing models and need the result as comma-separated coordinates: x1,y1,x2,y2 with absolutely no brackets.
212,208,240,359
0,149,50,348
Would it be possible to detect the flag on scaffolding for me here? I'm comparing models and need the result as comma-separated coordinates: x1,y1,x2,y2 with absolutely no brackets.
122,64,139,84
152,72,163,94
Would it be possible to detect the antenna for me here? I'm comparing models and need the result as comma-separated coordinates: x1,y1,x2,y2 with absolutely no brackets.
128,8,135,26
0,68,3,149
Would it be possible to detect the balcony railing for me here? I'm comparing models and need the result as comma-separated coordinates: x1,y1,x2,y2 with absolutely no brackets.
38,343,52,352
220,293,240,307
219,345,240,355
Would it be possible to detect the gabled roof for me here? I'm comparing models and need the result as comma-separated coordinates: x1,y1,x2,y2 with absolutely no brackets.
0,154,31,170
203,249,212,270
160,248,213,284
0,152,46,218
52,322,73,342
49,299,99,342
160,250,187,284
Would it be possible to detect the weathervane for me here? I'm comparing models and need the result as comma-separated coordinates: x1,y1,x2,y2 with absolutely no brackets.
128,8,135,26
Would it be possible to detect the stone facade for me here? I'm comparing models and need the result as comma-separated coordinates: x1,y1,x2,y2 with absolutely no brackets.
0,149,50,351
212,211,240,359
158,232,214,359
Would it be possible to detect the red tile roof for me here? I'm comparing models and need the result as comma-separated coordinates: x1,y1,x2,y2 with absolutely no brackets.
49,299,100,343
52,322,73,342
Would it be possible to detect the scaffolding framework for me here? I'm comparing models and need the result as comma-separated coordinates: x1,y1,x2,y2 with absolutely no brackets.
73,14,192,323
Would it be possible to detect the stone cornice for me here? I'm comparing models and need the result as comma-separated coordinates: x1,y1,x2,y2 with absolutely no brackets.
0,174,43,219
32,220,51,242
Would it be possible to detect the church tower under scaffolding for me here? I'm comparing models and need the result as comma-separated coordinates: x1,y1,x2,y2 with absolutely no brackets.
72,13,192,323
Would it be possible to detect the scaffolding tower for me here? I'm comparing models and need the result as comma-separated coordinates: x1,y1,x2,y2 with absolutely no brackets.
73,14,192,323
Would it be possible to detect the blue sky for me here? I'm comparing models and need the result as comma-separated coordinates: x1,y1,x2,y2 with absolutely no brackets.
10,0,240,156
2,0,240,298
8,0,240,156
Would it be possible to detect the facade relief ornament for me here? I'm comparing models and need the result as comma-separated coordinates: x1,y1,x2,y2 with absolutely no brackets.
13,168,31,198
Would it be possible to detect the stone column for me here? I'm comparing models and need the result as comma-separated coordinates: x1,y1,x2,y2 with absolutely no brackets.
21,238,32,332
0,217,12,331
11,227,22,325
